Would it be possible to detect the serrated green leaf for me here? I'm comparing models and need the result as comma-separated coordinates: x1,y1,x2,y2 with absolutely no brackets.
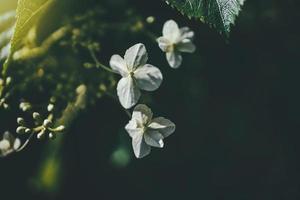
165,0,246,36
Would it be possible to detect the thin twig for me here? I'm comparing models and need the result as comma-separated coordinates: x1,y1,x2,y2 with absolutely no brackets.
88,48,118,74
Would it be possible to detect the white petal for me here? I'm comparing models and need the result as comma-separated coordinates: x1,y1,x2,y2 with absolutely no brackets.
157,37,171,52
177,39,196,53
163,20,180,43
132,104,153,125
134,64,163,91
0,140,10,150
125,119,144,138
117,76,141,109
180,27,194,40
148,117,176,138
13,138,21,150
109,54,128,76
3,131,14,143
166,51,182,68
132,134,151,158
144,130,164,148
124,43,148,70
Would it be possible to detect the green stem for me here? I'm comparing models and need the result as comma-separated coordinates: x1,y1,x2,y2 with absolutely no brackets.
106,92,132,118
16,132,35,152
88,48,117,74
144,30,158,42
13,26,70,61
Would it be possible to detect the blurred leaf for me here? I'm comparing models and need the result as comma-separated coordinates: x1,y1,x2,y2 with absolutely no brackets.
2,0,55,76
110,146,131,168
0,11,15,32
110,130,132,169
165,0,246,36
31,155,62,194
31,85,87,194
11,0,55,53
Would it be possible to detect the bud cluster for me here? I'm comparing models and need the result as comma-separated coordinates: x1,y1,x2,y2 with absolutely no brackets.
17,101,66,140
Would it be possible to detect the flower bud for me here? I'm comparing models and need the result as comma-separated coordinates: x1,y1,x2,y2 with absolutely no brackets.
19,102,31,112
25,128,31,134
47,104,54,112
43,119,52,128
49,132,56,140
37,129,46,139
17,117,25,125
33,112,41,121
6,77,12,85
54,125,65,132
16,126,26,134
146,16,155,24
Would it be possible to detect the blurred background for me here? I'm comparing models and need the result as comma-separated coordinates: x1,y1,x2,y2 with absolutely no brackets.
1,0,300,199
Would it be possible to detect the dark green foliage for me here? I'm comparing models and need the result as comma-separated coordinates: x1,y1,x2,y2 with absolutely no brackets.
165,0,245,36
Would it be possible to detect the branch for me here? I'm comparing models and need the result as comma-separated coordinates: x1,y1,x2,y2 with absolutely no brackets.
13,26,70,61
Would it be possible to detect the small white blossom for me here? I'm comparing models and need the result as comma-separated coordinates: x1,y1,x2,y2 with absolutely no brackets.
125,104,175,158
157,19,196,68
110,43,163,109
0,132,21,157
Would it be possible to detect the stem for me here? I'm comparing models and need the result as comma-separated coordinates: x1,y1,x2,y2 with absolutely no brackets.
13,26,70,61
88,48,117,74
124,109,132,118
106,92,132,118
16,132,35,152
144,30,158,42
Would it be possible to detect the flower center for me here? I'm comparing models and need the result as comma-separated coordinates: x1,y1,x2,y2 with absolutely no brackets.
129,71,134,77
166,44,175,52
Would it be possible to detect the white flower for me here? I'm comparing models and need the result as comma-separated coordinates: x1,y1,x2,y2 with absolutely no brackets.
157,19,196,68
0,132,21,157
110,43,163,109
125,104,175,158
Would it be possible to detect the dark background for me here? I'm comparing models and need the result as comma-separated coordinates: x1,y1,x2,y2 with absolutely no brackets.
1,0,300,199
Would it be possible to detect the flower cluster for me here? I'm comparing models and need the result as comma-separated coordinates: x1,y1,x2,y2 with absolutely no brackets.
0,19,195,159
17,101,66,140
106,19,195,158
0,132,20,157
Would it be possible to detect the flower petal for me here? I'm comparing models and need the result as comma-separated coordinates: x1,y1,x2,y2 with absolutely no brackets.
163,20,180,43
13,138,21,150
117,76,141,109
109,54,128,76
124,43,148,70
144,130,164,148
125,119,144,138
0,140,10,150
134,64,163,91
180,27,194,40
132,104,153,125
177,39,196,53
132,134,151,158
148,117,176,138
157,37,171,52
166,51,182,68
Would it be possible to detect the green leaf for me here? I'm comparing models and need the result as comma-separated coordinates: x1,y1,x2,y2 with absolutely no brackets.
165,0,246,36
11,0,55,53
1,0,54,76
